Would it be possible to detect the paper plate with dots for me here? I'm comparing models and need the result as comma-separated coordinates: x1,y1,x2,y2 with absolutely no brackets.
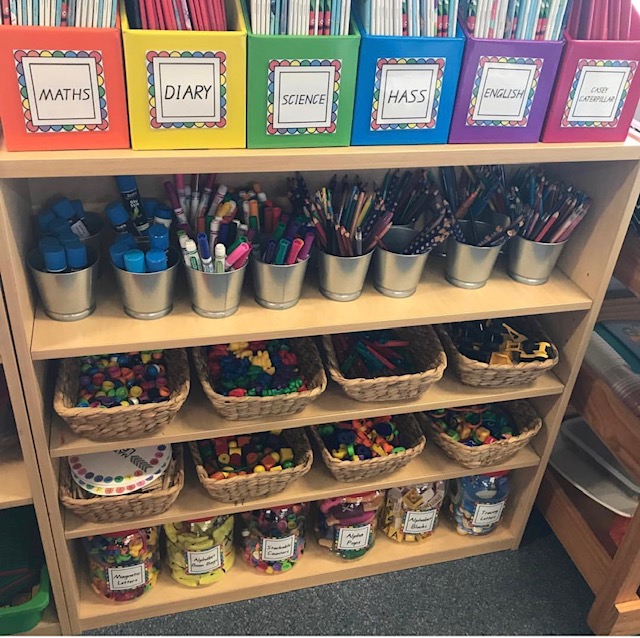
68,445,172,497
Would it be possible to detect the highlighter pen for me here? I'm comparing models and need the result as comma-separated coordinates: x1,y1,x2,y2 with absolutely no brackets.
197,232,214,273
106,202,131,235
124,249,146,273
285,237,305,265
116,176,150,236
163,181,191,233
185,239,202,271
274,238,291,265
226,241,251,270
214,244,226,273
297,231,315,262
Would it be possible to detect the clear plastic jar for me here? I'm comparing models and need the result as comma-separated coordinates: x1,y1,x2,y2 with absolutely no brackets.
382,481,446,543
316,491,383,560
82,527,159,601
165,515,234,587
237,503,309,575
449,472,510,536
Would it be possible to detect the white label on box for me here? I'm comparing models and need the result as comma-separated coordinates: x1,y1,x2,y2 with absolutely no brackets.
22,56,102,127
472,61,538,122
471,501,506,527
272,65,336,129
261,535,296,561
402,509,437,534
152,56,221,124
186,545,222,574
374,62,441,127
567,64,632,123
107,564,146,591
336,524,371,550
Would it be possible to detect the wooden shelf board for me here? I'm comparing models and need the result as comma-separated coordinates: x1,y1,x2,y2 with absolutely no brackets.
63,442,539,539
0,447,33,510
18,605,61,636
614,231,640,299
31,258,591,360
3,139,640,179
49,370,563,457
76,520,516,630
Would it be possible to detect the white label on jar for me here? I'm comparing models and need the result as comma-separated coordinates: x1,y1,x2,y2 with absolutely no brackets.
107,564,146,591
261,535,296,561
472,501,506,527
186,545,222,574
402,509,437,534
336,524,371,550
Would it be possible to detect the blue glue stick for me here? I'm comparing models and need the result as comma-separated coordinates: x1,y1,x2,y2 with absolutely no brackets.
154,205,173,229
110,243,129,270
65,242,89,272
38,236,61,252
117,233,138,250
37,209,56,234
106,202,131,235
116,176,149,237
124,249,146,273
52,198,91,239
146,248,167,273
43,246,67,273
47,217,71,238
143,198,159,221
149,224,169,252
58,229,81,247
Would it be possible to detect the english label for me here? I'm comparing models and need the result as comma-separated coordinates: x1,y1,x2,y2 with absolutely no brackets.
22,55,103,127
107,564,146,591
472,501,506,527
186,545,222,574
336,524,371,551
152,55,222,124
402,509,437,534
262,535,296,561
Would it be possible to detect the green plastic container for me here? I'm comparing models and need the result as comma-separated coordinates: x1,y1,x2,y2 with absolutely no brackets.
243,1,360,148
0,566,50,635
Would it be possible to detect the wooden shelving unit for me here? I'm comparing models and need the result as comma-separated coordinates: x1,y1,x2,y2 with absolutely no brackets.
0,141,638,633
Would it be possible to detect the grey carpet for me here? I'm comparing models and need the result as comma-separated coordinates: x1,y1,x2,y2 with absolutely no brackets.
90,508,594,636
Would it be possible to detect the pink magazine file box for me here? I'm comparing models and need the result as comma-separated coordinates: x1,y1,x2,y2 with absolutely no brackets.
542,12,640,143
449,24,564,143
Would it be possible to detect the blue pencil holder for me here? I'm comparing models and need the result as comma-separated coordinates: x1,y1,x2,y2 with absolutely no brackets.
351,14,465,146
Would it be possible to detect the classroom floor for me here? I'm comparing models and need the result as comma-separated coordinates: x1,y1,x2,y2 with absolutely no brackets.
91,507,595,636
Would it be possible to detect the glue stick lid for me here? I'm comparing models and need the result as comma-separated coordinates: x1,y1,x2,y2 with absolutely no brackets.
43,245,67,272
65,242,88,270
52,198,76,220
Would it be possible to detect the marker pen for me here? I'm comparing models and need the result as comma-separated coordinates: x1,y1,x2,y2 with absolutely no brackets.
274,238,291,265
209,185,227,216
226,241,251,270
209,218,221,254
146,248,168,273
110,242,129,270
217,200,237,221
214,243,226,273
190,175,200,226
234,251,250,270
175,174,186,211
226,236,248,255
65,241,89,271
116,176,149,236
124,249,146,273
37,209,56,234
285,237,305,265
196,174,217,221
297,231,315,262
184,178,192,216
272,221,287,243
197,232,214,273
149,224,169,252
52,198,91,239
154,205,173,229
185,239,202,271
263,239,277,264
177,231,190,267
106,202,131,235
218,222,230,248
43,246,67,273
163,181,191,232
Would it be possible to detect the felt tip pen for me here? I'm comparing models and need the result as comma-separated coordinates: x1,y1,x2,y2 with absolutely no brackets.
124,249,146,273
184,179,192,216
218,222,230,247
52,198,91,239
177,232,190,267
274,238,291,265
226,241,251,270
175,174,187,211
235,251,250,270
106,202,131,235
196,174,217,221
217,200,237,221
209,218,221,254
214,244,226,273
164,181,191,230
185,239,202,271
116,176,149,236
209,185,228,216
197,232,214,273
272,221,287,243
297,231,315,262
227,236,248,255
263,239,277,264
190,175,200,226
65,241,89,272
43,245,67,273
285,237,304,265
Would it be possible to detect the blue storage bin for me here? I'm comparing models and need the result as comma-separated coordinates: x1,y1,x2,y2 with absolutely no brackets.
351,14,465,146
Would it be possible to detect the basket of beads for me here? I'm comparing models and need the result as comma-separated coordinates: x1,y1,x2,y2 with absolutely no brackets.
192,338,327,421
189,428,313,503
59,444,184,523
322,326,447,403
53,349,190,440
417,402,542,469
435,318,558,388
308,414,425,482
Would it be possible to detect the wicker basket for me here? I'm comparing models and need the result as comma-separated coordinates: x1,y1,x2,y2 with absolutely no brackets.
435,319,559,388
417,401,542,469
193,338,327,421
190,428,313,503
322,326,447,402
308,413,426,482
59,445,184,523
53,349,190,441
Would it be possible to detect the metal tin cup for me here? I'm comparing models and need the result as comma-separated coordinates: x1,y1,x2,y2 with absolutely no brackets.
373,227,428,298
445,221,502,289
27,247,99,321
508,235,567,286
81,212,106,277
185,262,247,318
251,257,308,310
318,251,373,302
113,247,179,320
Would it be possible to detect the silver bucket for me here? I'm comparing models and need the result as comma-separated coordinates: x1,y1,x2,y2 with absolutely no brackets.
251,257,308,310
373,227,428,298
445,221,501,289
113,247,179,319
508,235,567,285
318,251,373,302
81,212,106,277
28,247,99,321
185,262,247,318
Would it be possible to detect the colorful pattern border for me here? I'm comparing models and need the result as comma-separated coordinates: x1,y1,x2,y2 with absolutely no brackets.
14,49,108,133
147,51,227,129
562,59,638,128
370,57,445,131
467,56,543,127
267,59,341,135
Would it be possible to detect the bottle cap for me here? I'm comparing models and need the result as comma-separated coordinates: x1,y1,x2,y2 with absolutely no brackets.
51,198,76,220
145,248,168,273
38,236,61,252
109,242,129,270
124,249,145,273
143,198,159,218
58,229,81,247
37,209,57,233
148,224,169,251
106,202,130,227
47,217,70,237
65,242,88,270
116,175,137,193
43,245,67,273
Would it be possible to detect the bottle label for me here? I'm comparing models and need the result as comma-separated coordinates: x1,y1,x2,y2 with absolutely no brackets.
472,501,506,527
186,545,222,574
402,509,437,534
261,535,296,561
107,564,146,591
70,219,91,239
336,524,371,550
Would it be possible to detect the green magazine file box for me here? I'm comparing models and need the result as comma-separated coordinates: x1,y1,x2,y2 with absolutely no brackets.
244,1,360,148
